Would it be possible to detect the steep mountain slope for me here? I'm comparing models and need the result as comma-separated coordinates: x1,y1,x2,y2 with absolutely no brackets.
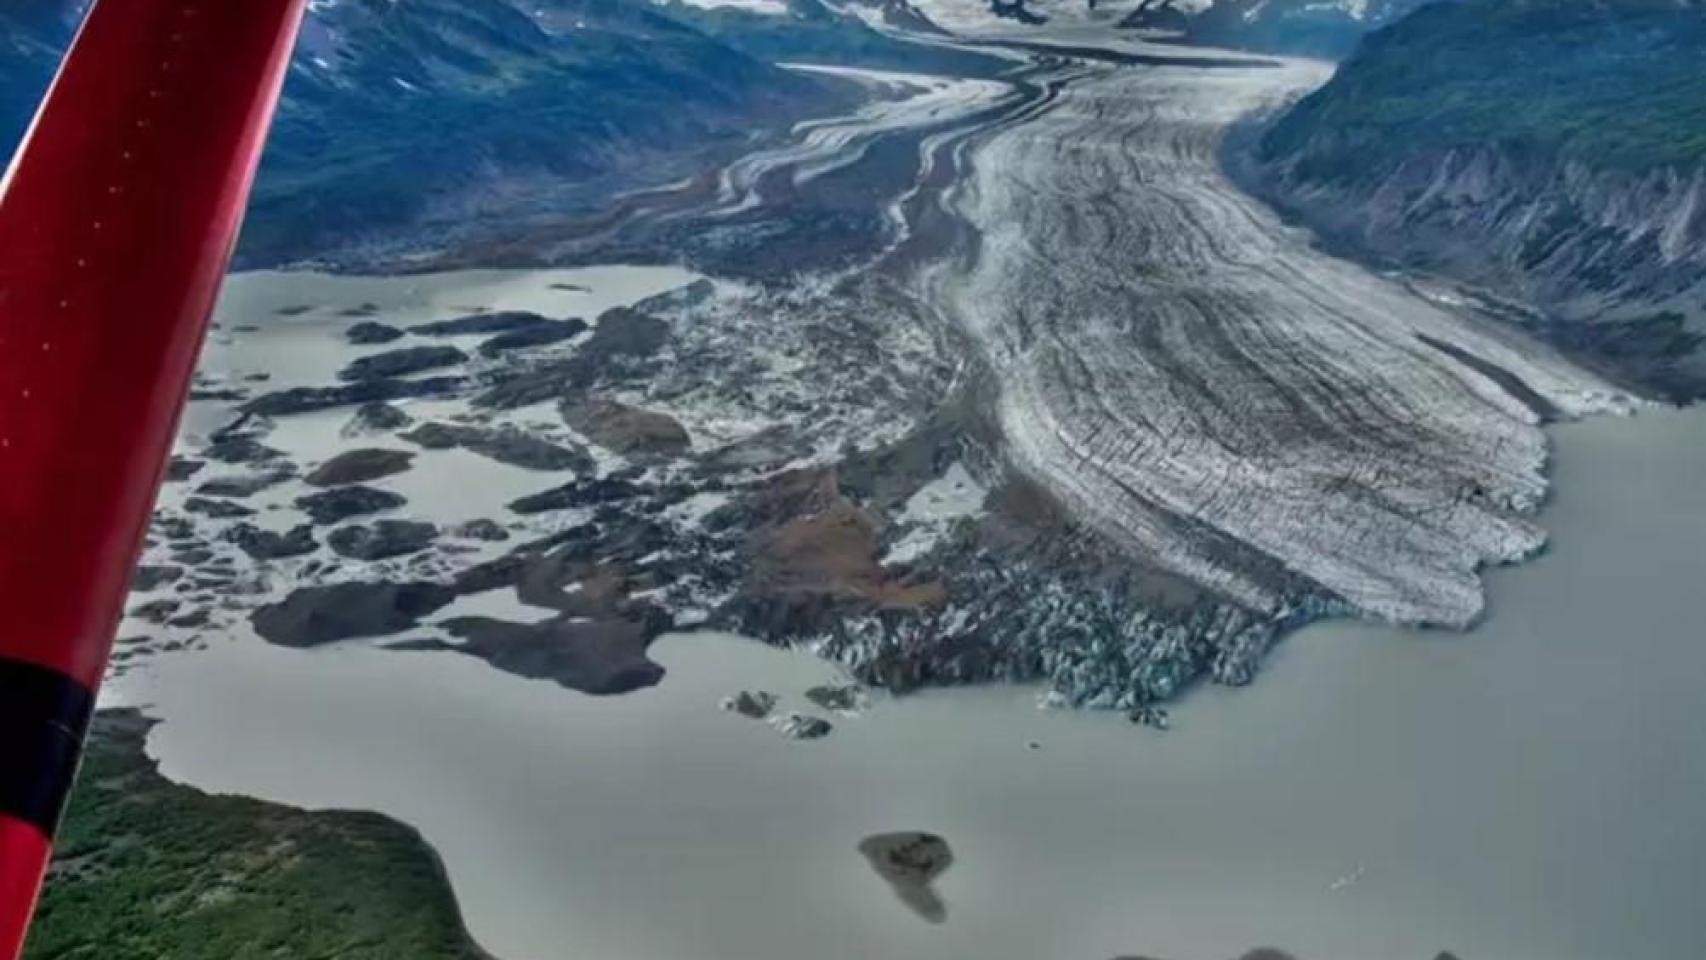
0,2,86,154
1123,0,1439,55
658,0,1003,76
889,0,1427,55
0,0,850,265
250,0,849,264
1248,0,1706,400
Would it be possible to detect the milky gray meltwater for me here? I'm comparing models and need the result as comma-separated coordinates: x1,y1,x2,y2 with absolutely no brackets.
116,406,1706,960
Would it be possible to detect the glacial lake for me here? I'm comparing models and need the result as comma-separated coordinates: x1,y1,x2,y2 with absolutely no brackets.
110,406,1706,960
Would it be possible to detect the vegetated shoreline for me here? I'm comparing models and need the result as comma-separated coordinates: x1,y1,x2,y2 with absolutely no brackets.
27,709,496,960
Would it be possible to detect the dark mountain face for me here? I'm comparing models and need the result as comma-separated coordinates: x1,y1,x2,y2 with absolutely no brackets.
1124,0,1441,56
1,0,848,265
657,0,1002,76
1248,0,1706,399
253,0,849,264
0,2,88,154
1262,0,1706,179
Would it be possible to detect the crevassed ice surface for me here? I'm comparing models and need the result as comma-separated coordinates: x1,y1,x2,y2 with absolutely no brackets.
931,56,1626,625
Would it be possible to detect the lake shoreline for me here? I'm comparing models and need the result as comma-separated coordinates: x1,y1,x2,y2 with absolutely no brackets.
108,404,1706,960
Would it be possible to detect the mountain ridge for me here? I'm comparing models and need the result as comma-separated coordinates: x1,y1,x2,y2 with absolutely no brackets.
0,0,858,266
1244,0,1706,400
1122,0,1440,56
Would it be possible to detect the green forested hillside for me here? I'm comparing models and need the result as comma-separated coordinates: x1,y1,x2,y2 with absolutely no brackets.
25,711,489,960
1260,0,1706,181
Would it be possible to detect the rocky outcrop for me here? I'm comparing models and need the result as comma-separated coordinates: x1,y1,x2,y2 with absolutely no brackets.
305,448,416,487
345,321,405,345
448,519,510,542
433,610,669,695
130,599,182,625
164,456,205,482
341,401,414,436
194,468,295,499
771,713,834,740
295,485,408,525
474,306,671,409
338,345,467,382
477,319,587,357
182,496,257,519
226,523,319,561
858,832,952,923
508,477,642,515
202,435,285,465
804,684,864,712
559,398,691,457
721,690,779,719
130,565,184,592
401,422,592,472
726,469,947,636
252,582,456,648
1251,149,1706,399
328,520,438,561
411,310,557,337
242,376,466,417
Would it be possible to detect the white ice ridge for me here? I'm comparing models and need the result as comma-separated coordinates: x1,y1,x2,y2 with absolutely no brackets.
655,0,791,15
931,54,1634,627
695,65,1014,219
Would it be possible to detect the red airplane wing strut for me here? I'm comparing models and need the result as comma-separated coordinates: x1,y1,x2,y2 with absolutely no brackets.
0,1,308,956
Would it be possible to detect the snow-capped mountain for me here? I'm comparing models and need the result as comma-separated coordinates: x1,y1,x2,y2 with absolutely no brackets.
1122,0,1442,54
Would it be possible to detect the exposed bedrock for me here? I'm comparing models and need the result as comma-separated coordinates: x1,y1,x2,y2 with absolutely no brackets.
410,310,558,337
338,344,468,382
164,456,205,482
929,59,1624,632
305,448,416,487
474,306,671,410
242,376,466,417
252,582,456,648
432,611,668,696
328,520,439,562
1245,147,1706,401
345,320,404,345
1241,0,1706,401
226,523,319,561
183,496,256,519
295,485,408,525
724,468,948,638
559,398,691,458
401,422,592,472
341,400,414,436
859,832,953,924
477,320,587,358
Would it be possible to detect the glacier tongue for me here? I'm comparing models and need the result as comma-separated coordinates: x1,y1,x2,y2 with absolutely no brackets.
929,54,1632,627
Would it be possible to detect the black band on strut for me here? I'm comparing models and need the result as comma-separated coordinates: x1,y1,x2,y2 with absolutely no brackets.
0,657,95,836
